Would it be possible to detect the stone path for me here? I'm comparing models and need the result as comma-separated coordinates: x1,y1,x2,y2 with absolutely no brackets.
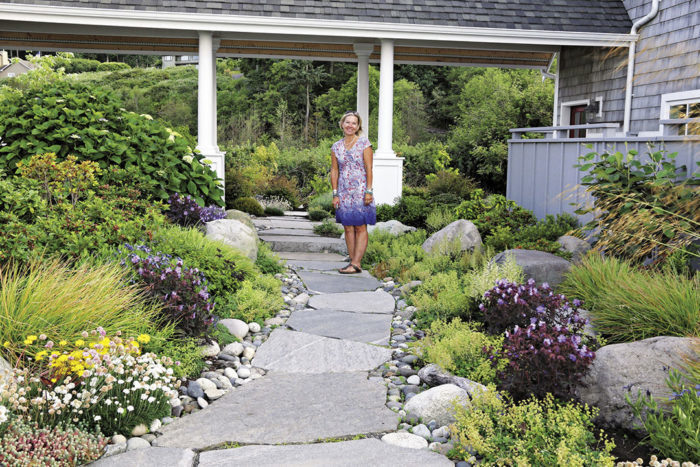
95,214,453,466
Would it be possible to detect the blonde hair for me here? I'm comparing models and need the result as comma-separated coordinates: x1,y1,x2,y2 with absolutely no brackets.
339,111,363,136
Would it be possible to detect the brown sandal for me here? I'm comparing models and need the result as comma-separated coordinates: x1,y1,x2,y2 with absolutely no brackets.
338,263,362,274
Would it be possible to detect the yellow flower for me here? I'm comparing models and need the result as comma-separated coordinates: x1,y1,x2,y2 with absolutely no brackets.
75,339,85,347
3,341,10,348
35,350,48,361
24,335,38,345
59,340,68,347
137,334,151,344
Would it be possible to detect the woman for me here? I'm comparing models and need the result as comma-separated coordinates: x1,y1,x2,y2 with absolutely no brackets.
331,111,376,274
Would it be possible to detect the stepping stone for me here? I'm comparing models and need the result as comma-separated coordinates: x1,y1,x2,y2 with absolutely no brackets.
287,259,351,271
198,438,453,466
252,219,319,230
260,235,347,254
154,372,398,449
286,309,393,345
257,228,319,236
89,447,195,467
296,270,380,293
252,329,392,373
308,290,395,314
277,251,347,262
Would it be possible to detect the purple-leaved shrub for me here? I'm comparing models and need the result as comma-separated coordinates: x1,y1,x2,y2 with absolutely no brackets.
487,319,595,401
166,192,225,227
121,245,215,338
479,278,584,336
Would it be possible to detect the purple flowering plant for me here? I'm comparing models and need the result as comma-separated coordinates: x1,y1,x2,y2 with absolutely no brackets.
166,193,225,227
486,319,596,401
479,278,585,336
119,243,216,339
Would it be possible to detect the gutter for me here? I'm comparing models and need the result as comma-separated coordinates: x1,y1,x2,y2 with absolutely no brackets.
623,0,660,135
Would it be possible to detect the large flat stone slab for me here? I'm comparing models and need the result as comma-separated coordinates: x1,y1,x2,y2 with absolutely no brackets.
277,252,347,262
154,372,398,449
287,260,351,271
89,447,195,467
286,309,392,345
257,228,321,236
252,329,392,373
253,219,319,230
308,290,395,314
198,438,453,466
296,270,381,293
260,235,347,254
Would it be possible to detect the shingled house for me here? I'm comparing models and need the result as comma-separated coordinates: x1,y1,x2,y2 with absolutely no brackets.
0,0,697,210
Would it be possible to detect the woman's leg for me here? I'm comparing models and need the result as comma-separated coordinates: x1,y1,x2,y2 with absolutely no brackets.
343,225,356,261
351,224,368,267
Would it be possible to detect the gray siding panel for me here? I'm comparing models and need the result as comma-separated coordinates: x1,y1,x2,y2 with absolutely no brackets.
559,0,699,135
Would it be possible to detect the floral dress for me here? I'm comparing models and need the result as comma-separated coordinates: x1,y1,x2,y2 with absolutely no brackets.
332,135,376,226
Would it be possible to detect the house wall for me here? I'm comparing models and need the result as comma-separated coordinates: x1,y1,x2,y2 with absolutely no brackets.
557,0,700,135
0,62,31,78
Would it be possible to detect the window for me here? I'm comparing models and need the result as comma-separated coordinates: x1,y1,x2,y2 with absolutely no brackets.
7,72,15,78
569,105,587,138
660,90,700,136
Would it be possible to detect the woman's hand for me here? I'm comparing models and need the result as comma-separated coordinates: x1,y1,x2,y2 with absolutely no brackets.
333,195,340,209
364,193,373,206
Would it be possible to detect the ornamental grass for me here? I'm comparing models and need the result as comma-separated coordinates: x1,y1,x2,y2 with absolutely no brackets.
0,258,159,362
559,255,700,344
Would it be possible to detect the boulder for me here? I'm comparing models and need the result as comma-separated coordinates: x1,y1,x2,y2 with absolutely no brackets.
576,336,698,428
422,220,482,255
219,319,249,340
381,432,429,449
225,209,255,230
491,249,571,287
418,364,488,398
404,384,471,426
0,356,12,392
205,219,258,261
368,220,417,236
399,281,423,296
198,341,220,358
557,235,591,263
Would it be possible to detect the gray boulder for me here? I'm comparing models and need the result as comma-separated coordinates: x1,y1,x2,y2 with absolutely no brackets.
576,336,699,429
0,356,12,392
368,220,417,236
404,384,471,426
218,318,249,340
225,209,255,230
418,364,488,398
205,219,258,261
422,220,482,255
491,249,571,287
557,235,591,263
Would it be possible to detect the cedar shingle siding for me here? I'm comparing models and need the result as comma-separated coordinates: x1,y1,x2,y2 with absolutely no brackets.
558,0,699,135
1,0,632,33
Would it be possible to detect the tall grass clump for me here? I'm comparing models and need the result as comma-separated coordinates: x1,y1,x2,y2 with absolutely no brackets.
0,259,159,361
559,255,700,343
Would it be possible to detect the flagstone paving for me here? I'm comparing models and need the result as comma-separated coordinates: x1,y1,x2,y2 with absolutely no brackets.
100,213,452,466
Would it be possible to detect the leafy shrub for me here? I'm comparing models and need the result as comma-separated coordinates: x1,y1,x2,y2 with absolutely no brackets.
146,331,206,379
0,78,222,205
0,420,107,467
218,276,283,323
255,241,284,275
0,259,158,362
166,192,226,227
414,319,506,386
455,190,537,239
484,213,578,257
224,167,255,205
53,56,101,73
308,191,334,212
121,248,216,338
0,171,46,222
16,153,100,206
627,369,700,461
452,391,615,466
576,148,699,268
392,195,430,228
479,278,585,336
375,203,395,222
363,230,427,280
396,140,452,187
425,206,458,233
308,207,331,221
262,175,301,208
489,320,595,400
149,226,253,300
559,255,700,343
264,206,285,216
426,169,477,200
232,196,264,216
313,219,343,238
96,61,130,72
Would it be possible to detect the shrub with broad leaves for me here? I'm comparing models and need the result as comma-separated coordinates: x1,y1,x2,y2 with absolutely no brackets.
166,192,226,227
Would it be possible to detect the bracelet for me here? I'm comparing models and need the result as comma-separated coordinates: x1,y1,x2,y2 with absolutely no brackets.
365,189,373,195
332,190,338,196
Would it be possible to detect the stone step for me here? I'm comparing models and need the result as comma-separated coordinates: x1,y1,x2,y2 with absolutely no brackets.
295,269,381,294
259,234,347,254
286,309,392,345
277,251,347,262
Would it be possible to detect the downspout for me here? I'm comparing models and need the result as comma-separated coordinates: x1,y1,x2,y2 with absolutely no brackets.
623,0,660,135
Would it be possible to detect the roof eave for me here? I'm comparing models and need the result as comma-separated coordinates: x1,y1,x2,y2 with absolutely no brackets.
0,3,637,48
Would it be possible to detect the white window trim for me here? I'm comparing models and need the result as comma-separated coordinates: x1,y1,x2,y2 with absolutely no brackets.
559,97,604,137
657,89,700,136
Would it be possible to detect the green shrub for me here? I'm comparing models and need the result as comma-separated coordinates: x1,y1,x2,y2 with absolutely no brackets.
0,171,46,222
147,331,207,379
218,276,283,323
264,206,285,216
0,78,222,205
224,168,255,205
363,229,427,280
308,207,331,221
255,241,285,275
262,175,301,208
426,169,476,200
411,271,471,324
425,206,458,233
232,196,264,216
392,195,430,228
414,319,506,386
396,141,452,187
627,368,700,461
96,62,130,72
375,203,396,222
0,259,159,362
54,56,102,73
308,191,334,212
455,190,536,239
313,219,343,238
559,255,700,343
452,391,615,466
210,323,240,347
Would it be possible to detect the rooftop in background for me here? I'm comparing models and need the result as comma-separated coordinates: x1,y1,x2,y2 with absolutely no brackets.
0,0,633,33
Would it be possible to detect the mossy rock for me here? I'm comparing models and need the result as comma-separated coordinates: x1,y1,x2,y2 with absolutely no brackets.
226,209,255,230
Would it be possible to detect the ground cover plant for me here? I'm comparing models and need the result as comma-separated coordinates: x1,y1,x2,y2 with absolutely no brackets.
559,255,700,343
313,219,343,238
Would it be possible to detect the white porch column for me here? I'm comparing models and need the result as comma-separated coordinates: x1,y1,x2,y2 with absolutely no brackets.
353,43,373,140
196,31,225,196
374,39,403,206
